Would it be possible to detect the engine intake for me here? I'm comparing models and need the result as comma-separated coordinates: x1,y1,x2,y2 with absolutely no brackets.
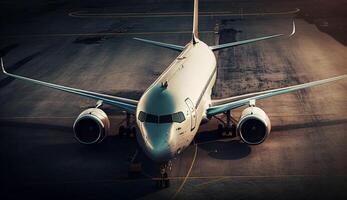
237,106,271,145
73,108,110,144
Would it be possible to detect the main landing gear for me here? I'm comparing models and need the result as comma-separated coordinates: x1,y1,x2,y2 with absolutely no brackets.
215,110,238,137
156,161,172,189
118,111,137,138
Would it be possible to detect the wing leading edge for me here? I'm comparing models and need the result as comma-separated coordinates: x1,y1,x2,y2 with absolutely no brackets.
207,74,347,116
1,58,138,113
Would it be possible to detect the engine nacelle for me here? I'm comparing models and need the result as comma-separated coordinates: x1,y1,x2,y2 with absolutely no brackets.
73,108,110,145
237,106,271,145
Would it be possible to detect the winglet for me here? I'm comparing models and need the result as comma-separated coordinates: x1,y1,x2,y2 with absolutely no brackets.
0,57,6,74
209,20,297,51
289,20,296,37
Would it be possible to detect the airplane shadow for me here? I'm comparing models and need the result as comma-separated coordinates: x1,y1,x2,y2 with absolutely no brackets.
194,118,347,160
195,129,251,160
272,118,347,132
0,118,157,176
2,117,347,198
199,140,251,160
1,119,159,199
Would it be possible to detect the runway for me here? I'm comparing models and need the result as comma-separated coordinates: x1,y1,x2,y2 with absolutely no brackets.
1,0,347,199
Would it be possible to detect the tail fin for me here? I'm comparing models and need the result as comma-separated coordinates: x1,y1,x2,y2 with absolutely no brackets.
192,0,199,44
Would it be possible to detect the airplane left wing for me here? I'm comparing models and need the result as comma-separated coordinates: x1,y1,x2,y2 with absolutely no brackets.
133,37,185,51
207,74,347,116
1,58,138,113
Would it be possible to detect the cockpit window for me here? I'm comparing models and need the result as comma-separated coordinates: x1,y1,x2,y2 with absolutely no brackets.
138,111,146,122
146,113,158,123
138,111,186,124
159,114,172,123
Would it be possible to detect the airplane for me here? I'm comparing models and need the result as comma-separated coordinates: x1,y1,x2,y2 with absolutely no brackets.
1,0,347,188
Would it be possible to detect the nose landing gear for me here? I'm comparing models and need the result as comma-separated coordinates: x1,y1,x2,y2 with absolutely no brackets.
156,161,172,189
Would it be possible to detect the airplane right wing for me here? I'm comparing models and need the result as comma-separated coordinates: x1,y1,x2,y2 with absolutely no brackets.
207,74,347,116
210,21,296,51
1,58,138,113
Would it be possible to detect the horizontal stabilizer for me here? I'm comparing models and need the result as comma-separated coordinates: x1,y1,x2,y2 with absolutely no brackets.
133,37,184,51
210,20,296,51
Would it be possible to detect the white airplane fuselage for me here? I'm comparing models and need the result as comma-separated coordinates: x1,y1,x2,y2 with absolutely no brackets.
136,40,216,162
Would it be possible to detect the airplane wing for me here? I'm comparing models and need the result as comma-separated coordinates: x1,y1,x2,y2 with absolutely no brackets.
207,74,347,116
1,58,138,113
133,37,185,51
210,21,296,51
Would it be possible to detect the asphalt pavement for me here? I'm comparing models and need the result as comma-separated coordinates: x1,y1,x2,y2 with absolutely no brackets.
0,1,346,199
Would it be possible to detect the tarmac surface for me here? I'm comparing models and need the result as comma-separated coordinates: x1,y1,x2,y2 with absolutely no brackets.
0,0,347,199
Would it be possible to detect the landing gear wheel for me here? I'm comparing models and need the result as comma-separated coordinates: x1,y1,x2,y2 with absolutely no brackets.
156,179,162,188
156,162,171,189
164,172,170,188
164,179,170,188
156,174,169,189
155,180,162,189
223,124,237,137
215,111,238,138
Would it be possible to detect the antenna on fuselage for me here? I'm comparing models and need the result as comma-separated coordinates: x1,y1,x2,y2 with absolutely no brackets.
161,81,168,89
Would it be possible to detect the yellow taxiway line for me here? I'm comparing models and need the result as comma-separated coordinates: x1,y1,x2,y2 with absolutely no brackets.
195,176,229,187
172,143,198,199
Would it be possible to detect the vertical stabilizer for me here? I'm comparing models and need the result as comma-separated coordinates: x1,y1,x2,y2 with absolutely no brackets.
192,0,199,44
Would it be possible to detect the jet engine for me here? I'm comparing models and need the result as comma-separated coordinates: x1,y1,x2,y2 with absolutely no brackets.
73,108,110,144
237,106,271,145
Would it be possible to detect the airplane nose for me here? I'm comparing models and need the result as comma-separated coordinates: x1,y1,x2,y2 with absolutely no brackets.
141,123,175,161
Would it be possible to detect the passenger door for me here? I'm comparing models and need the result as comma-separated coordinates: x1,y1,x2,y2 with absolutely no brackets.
185,98,196,131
